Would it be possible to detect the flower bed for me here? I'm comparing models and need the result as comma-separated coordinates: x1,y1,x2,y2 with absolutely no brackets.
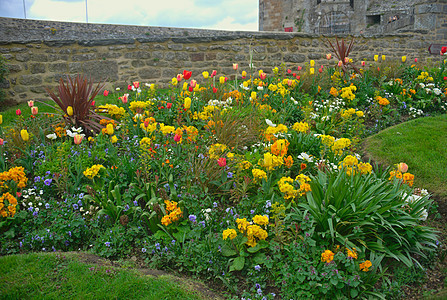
0,51,446,298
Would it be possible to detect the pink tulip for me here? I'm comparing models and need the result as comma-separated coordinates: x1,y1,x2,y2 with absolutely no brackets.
211,70,217,77
297,66,302,71
218,157,226,167
74,134,83,145
120,94,129,104
174,134,181,142
127,84,132,90
338,61,343,67
326,54,332,60
233,63,238,70
287,69,292,74
415,58,418,63
103,90,109,97
260,73,267,80
0,138,4,145
16,109,21,116
287,79,293,86
361,61,365,67
190,79,197,88
344,57,349,64
31,106,38,115
397,163,408,173
27,100,34,107
133,81,140,88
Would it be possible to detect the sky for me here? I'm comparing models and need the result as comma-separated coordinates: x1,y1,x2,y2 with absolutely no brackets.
0,0,259,31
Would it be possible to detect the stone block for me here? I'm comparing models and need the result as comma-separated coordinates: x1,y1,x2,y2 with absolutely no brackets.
69,62,82,73
168,44,183,50
124,51,151,59
206,53,217,60
15,53,30,62
284,53,306,63
139,68,161,79
131,60,146,68
19,75,42,85
6,64,22,73
72,53,97,61
176,52,189,60
191,53,204,61
30,63,46,74
82,60,119,81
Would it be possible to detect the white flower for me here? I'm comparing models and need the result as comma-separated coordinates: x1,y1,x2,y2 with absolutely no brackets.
71,127,83,133
257,86,263,91
298,152,313,162
420,209,428,221
265,119,276,127
28,202,33,206
46,133,57,140
116,87,120,91
35,207,39,212
434,88,442,95
226,97,233,105
134,113,143,120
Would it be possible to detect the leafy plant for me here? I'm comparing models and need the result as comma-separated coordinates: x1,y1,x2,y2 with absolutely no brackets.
325,37,360,75
45,75,106,135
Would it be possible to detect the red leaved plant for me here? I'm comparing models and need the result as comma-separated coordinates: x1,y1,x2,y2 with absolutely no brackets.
45,75,105,136
325,37,360,75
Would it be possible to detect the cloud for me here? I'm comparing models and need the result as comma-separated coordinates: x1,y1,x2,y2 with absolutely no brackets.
1,0,258,31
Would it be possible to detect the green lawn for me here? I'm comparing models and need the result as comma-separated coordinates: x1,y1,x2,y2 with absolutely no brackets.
0,252,216,300
364,114,447,198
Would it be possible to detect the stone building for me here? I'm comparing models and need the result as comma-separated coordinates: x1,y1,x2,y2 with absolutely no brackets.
259,0,447,38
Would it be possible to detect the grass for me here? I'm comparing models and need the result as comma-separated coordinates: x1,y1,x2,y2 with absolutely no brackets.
363,114,447,198
0,252,215,300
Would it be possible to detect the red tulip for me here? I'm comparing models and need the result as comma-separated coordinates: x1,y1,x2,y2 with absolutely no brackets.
183,70,192,80
444,77,447,81
318,68,323,73
144,119,150,128
260,73,267,80
442,47,447,54
91,101,95,106
211,70,217,78
292,73,296,77
0,138,4,145
297,66,302,71
212,86,218,93
167,103,172,109
296,75,300,80
217,157,226,167
133,81,140,88
174,134,181,142
415,58,418,63
103,90,109,96
287,69,292,74
127,84,132,90
16,109,21,116
361,61,365,67
120,94,129,104
188,86,193,92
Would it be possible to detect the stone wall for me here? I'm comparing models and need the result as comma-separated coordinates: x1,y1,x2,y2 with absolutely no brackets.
0,17,442,105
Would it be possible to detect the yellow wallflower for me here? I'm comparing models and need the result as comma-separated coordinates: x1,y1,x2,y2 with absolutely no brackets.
321,250,335,263
252,215,269,226
222,228,237,240
359,260,372,271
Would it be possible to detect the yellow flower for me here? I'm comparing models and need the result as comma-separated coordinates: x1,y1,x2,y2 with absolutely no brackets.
83,164,105,180
20,129,29,141
252,215,269,226
222,228,237,240
292,121,309,133
251,91,257,100
241,71,247,78
356,111,364,117
171,77,178,86
321,250,335,263
106,123,114,135
202,71,209,79
382,55,386,61
252,169,267,183
342,155,358,166
359,260,372,272
219,76,226,84
67,106,73,116
0,114,2,124
111,135,118,143
402,56,406,63
347,248,358,259
310,60,315,67
182,82,188,91
161,215,171,226
184,97,191,110
374,55,378,62
271,139,289,157
309,68,315,75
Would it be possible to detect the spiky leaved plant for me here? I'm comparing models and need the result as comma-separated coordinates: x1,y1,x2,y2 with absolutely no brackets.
325,37,361,75
45,75,105,136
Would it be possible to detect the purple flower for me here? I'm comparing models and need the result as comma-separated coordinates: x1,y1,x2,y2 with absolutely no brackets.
189,215,197,223
142,247,147,253
133,200,138,206
45,203,50,209
171,240,176,245
254,265,261,271
68,231,72,237
213,202,218,208
227,172,233,178
44,179,52,186
105,242,111,247
155,243,160,250
199,221,206,228
34,176,41,183
73,204,79,210
250,210,255,214
32,211,38,216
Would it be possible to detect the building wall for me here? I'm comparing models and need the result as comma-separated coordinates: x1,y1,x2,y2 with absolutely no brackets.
0,17,443,105
259,0,447,36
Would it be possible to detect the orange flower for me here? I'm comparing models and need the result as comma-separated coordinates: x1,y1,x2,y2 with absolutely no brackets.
359,260,372,272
